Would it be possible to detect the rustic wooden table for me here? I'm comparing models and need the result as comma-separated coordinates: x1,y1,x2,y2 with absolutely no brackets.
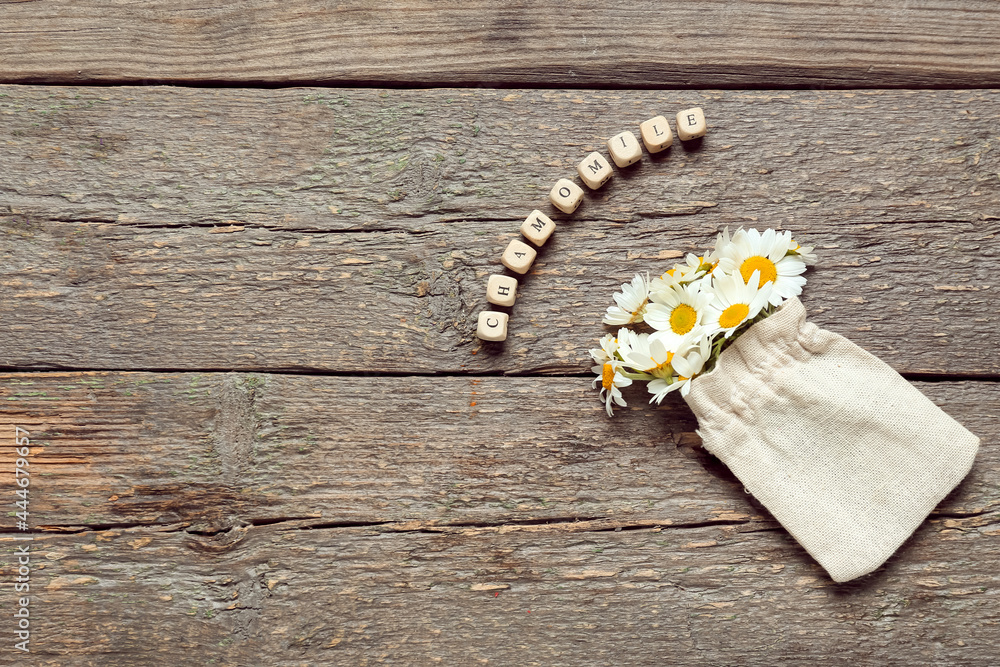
1,2,999,665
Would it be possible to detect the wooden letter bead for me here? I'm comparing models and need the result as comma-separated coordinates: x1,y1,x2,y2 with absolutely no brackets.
500,238,537,275
486,274,518,307
549,178,584,214
639,115,673,153
607,131,642,168
476,310,509,342
577,152,613,189
520,209,555,247
676,107,706,141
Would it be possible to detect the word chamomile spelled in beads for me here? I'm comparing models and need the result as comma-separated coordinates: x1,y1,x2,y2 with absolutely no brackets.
476,107,708,342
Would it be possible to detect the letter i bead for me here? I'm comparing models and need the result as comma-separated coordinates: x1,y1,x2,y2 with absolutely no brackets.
608,131,642,167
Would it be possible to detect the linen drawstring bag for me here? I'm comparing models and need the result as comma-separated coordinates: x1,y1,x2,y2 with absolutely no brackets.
683,296,980,582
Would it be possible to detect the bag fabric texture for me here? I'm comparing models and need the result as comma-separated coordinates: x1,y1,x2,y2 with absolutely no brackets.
683,297,979,582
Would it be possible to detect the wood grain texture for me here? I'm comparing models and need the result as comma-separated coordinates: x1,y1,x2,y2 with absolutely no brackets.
1,372,995,533
1,1,1000,87
2,371,997,664
1,87,998,375
5,516,999,665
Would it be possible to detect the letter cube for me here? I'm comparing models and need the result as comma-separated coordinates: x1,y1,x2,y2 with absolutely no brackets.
549,178,584,214
520,209,555,247
500,238,537,275
486,274,518,307
577,151,613,189
639,115,673,153
676,107,706,141
476,310,509,342
607,131,642,168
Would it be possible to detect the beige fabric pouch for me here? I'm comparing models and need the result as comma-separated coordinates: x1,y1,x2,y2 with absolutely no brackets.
684,297,979,582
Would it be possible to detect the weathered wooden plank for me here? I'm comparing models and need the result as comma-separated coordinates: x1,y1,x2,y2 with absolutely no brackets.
2,216,996,375
1,87,998,374
6,515,998,665
1,2,1000,87
2,373,994,532
2,87,997,231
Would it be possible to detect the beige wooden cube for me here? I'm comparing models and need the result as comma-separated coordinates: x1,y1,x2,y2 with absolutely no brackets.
486,274,518,307
577,151,613,189
608,131,642,168
500,238,537,275
676,107,706,141
639,115,673,153
549,178,584,214
520,209,555,247
476,310,509,342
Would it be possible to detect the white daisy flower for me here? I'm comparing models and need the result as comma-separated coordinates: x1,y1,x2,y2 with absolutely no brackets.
713,228,807,306
706,227,734,263
591,359,632,417
650,253,712,292
589,332,620,365
703,270,773,338
644,281,715,349
603,273,651,326
647,328,712,402
787,237,818,265
621,331,673,377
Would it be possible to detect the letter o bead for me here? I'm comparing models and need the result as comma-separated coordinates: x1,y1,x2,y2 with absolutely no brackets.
549,178,584,214
476,310,509,342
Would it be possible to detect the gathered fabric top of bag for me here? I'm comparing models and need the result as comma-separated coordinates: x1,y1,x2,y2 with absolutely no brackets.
683,297,979,582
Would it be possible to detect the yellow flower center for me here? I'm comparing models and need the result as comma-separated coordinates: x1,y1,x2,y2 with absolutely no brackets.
719,303,750,329
740,256,778,285
650,351,674,374
602,363,615,390
669,303,698,335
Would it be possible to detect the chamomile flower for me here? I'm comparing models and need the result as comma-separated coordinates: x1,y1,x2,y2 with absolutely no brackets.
713,228,806,306
787,238,818,265
621,331,673,378
592,359,632,417
703,270,773,338
603,273,651,326
644,281,715,348
647,327,712,402
589,332,621,365
706,227,734,263
650,253,713,291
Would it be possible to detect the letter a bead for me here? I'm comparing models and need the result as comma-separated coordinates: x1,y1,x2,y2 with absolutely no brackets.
549,178,584,214
486,274,518,307
476,310,509,341
500,238,537,275
608,131,642,168
577,152,613,189
639,116,673,153
520,209,555,247
676,107,706,141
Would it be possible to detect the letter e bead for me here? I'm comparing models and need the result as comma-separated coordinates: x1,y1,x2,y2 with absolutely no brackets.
676,107,706,141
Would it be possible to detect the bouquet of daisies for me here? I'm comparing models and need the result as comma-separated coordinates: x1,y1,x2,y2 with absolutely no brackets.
592,227,815,416
591,226,978,583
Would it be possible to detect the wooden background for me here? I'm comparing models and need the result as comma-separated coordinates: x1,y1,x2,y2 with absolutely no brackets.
1,2,998,665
